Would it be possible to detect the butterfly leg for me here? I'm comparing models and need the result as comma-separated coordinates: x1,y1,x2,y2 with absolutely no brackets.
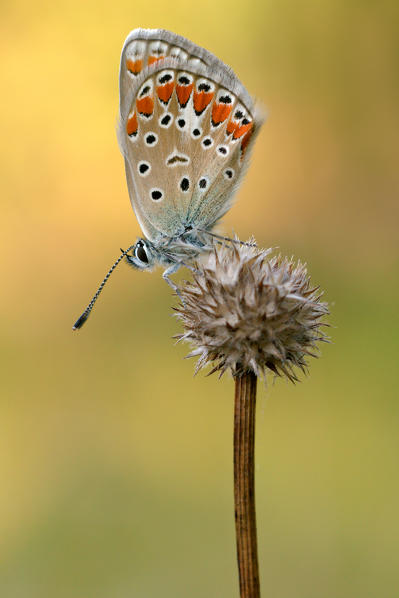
197,228,257,248
162,264,184,301
180,262,202,276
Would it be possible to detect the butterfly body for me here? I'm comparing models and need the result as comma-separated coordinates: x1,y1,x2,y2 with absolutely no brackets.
118,28,264,277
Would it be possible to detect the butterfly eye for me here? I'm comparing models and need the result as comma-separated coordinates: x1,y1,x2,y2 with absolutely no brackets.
135,244,148,263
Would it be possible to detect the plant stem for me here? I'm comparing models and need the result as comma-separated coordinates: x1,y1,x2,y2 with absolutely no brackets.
234,371,260,598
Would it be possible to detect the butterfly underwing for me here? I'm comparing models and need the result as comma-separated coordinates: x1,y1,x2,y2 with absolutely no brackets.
118,28,263,253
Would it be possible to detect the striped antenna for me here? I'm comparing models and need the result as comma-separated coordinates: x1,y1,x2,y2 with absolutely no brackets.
72,245,135,331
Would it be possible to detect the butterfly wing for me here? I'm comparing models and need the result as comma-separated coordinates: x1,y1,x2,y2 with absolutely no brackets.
118,29,264,241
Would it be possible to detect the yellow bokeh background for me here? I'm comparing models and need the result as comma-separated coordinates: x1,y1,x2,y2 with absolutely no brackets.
1,1,398,596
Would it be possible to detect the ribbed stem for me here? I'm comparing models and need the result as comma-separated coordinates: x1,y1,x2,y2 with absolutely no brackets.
234,371,260,598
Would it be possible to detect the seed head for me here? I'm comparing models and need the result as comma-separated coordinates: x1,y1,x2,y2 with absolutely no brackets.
175,241,329,381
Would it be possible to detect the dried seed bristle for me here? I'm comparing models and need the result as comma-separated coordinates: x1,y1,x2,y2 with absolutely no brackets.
175,240,329,381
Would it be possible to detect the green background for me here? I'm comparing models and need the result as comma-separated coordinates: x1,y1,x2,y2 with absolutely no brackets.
1,1,398,596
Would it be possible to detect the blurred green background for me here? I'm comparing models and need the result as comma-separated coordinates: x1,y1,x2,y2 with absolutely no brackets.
1,1,398,596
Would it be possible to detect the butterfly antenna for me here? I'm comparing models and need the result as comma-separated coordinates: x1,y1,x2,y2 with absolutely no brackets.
72,245,135,331
197,229,257,248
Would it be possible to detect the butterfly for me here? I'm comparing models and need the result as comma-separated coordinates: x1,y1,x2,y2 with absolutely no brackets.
73,28,264,330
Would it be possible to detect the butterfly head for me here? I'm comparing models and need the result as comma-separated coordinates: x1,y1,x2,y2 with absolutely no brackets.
127,238,157,270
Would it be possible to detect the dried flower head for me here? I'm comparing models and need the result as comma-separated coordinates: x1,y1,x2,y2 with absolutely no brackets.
175,241,329,381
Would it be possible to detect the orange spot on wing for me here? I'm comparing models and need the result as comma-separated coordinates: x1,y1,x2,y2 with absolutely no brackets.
148,55,165,65
212,103,233,125
176,83,193,107
241,126,254,154
157,81,175,104
226,119,239,136
193,91,214,115
136,96,154,116
126,59,143,75
126,112,138,136
233,121,252,140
